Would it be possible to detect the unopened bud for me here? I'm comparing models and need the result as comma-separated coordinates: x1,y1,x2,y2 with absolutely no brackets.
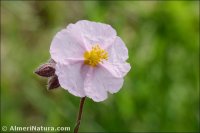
35,63,55,77
47,75,60,90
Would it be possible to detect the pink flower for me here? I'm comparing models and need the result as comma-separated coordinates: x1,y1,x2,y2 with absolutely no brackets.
50,20,131,102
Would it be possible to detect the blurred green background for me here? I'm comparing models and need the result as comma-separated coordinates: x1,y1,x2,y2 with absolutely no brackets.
1,1,199,132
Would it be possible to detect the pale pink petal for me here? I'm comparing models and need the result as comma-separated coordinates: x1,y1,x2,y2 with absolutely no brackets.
84,67,108,102
101,62,131,78
67,20,117,50
106,36,128,63
50,29,85,63
55,61,88,97
96,67,124,94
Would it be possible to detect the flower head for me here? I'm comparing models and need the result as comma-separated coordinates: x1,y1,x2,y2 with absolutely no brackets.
50,20,131,102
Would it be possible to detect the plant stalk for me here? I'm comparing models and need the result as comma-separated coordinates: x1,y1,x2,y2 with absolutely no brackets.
74,97,86,133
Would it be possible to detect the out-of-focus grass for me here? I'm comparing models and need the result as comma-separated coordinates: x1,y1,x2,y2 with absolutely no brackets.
1,1,199,132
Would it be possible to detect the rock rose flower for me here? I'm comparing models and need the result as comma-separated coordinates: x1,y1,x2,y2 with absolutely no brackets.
50,20,131,102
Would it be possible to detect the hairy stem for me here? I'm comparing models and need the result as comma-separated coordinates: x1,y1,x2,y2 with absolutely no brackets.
74,97,86,133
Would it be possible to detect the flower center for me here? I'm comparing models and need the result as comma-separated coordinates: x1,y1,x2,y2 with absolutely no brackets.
84,44,108,67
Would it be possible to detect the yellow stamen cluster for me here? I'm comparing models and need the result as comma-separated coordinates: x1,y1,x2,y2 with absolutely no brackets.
84,45,108,67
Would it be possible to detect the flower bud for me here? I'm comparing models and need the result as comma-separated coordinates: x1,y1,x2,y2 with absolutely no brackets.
47,75,60,90
35,63,55,77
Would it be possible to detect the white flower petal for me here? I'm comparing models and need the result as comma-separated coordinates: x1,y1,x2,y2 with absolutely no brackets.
84,67,108,102
50,29,85,63
101,62,131,78
96,67,124,94
106,36,129,63
55,61,88,97
67,20,117,50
